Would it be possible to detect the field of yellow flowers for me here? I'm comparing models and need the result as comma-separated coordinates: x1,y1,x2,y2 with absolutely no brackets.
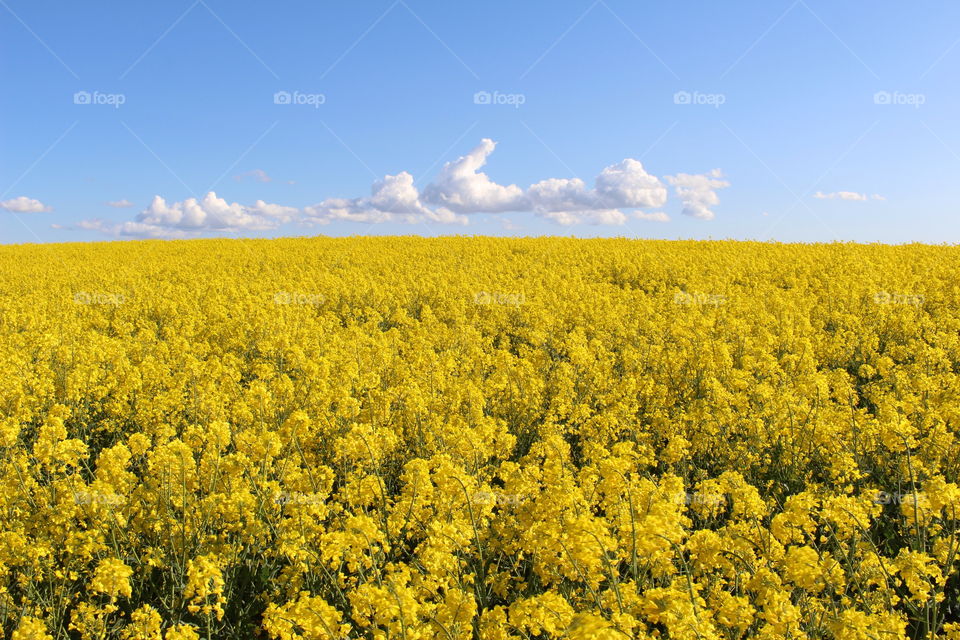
1,236,959,640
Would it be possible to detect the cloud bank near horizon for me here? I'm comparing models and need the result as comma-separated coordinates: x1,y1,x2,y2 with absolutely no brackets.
69,139,730,238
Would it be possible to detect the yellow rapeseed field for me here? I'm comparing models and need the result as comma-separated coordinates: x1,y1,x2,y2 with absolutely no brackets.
1,236,959,640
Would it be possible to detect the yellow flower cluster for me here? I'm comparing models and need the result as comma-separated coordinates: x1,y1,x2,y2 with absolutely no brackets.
1,236,959,639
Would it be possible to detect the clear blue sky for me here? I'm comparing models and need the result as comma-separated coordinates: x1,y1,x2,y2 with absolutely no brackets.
2,0,958,243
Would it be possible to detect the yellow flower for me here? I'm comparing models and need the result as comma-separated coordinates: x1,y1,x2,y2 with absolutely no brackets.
892,550,945,604
12,616,53,640
709,590,754,633
3,238,960,639
565,612,623,640
121,605,163,640
163,624,199,640
828,609,907,640
509,592,575,638
90,557,134,600
184,554,226,621
782,546,828,593
263,592,350,640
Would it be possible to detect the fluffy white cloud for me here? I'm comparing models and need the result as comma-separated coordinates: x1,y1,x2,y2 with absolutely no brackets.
422,139,525,213
525,177,593,212
304,172,466,225
310,140,674,227
635,211,670,222
1,196,52,213
537,208,628,226
522,158,667,225
594,159,668,209
419,140,669,224
813,190,868,201
79,192,297,238
77,218,192,239
106,199,135,208
74,139,726,235
665,170,729,220
137,192,297,230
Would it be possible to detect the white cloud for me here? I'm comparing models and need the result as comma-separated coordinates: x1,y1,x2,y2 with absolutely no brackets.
872,193,886,201
235,169,273,183
75,218,191,239
536,210,579,226
312,140,674,227
73,139,727,235
813,190,868,201
522,157,667,224
79,192,297,238
594,159,668,209
106,199,134,208
0,196,52,213
137,192,296,230
304,171,466,225
665,169,729,220
75,219,107,231
537,208,628,226
421,140,670,223
422,139,525,213
635,211,670,222
526,177,593,212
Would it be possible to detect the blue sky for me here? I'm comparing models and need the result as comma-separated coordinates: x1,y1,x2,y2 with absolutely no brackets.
1,0,958,243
